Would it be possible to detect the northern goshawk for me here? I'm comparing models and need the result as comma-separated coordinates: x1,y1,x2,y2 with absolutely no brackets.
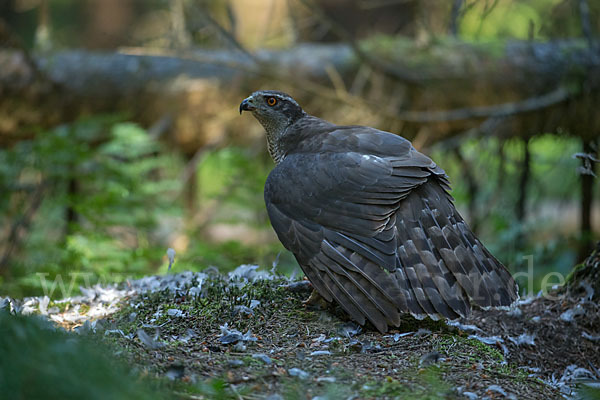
240,90,518,333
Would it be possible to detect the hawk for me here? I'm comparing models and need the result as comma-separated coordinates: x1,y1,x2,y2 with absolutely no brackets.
240,90,518,333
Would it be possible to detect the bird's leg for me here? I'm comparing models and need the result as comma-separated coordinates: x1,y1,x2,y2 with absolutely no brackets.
302,288,329,310
281,279,326,309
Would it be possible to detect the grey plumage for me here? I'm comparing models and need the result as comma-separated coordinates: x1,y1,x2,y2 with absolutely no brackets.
240,90,518,333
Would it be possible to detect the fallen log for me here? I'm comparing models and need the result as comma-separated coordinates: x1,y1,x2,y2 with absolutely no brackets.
0,39,599,152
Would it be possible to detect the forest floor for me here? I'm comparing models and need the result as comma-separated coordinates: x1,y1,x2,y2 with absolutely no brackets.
4,265,600,399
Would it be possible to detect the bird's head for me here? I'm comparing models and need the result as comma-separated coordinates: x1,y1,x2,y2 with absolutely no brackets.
239,90,305,137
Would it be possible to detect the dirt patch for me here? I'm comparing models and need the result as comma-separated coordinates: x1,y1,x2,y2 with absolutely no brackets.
6,266,598,399
101,269,572,399
466,294,600,383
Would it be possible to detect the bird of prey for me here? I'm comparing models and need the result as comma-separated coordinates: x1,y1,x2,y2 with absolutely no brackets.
240,90,518,333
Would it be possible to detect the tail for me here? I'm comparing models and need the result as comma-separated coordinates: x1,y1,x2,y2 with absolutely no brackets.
394,179,519,321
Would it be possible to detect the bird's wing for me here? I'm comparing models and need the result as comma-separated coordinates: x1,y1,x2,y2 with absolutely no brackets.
265,131,517,332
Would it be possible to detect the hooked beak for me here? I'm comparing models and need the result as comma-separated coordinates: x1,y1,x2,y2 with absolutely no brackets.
239,97,256,114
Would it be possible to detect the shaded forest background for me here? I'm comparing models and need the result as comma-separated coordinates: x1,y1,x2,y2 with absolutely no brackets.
0,0,598,299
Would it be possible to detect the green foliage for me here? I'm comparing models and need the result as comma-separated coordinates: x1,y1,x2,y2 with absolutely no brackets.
0,117,181,297
361,368,452,399
172,240,294,274
580,385,600,400
197,146,270,224
114,274,299,337
0,311,168,400
459,0,600,41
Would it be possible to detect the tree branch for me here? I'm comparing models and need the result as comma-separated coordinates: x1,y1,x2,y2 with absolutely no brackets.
449,0,464,36
395,86,572,123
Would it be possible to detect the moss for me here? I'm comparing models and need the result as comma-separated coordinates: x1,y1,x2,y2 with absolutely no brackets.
49,300,71,312
434,335,504,362
360,367,452,399
564,262,587,285
398,315,449,333
111,274,307,341
493,364,529,382
99,272,557,399
0,311,168,400
358,34,509,70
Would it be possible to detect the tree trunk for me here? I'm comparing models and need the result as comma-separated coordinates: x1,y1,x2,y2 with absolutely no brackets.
578,139,598,261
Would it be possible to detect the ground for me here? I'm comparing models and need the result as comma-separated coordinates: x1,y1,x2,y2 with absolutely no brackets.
6,264,599,399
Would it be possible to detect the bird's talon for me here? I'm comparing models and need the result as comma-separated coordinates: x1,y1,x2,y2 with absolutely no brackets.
303,289,328,310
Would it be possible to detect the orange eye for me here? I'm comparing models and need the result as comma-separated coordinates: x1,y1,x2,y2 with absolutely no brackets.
267,97,277,106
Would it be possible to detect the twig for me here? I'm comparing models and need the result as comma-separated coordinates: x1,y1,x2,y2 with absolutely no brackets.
395,86,571,123
475,0,500,40
193,4,258,63
578,0,594,48
324,64,348,98
449,0,464,36
426,117,505,152
147,115,173,140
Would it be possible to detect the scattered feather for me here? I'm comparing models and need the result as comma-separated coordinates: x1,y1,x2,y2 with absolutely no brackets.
582,332,600,342
167,308,184,317
579,281,595,302
468,334,504,345
508,333,536,346
166,248,176,271
281,281,313,292
228,359,244,368
391,332,414,341
218,323,257,345
232,305,254,316
317,376,336,383
337,322,362,337
288,368,309,379
137,329,164,349
517,297,535,306
310,350,331,356
250,300,261,309
420,351,444,366
447,321,483,333
229,265,274,283
252,354,272,364
38,296,50,315
506,307,522,318
560,305,585,322
485,385,507,397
